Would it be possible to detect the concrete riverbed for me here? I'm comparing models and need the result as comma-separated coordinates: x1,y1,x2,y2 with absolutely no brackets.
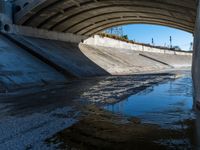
0,70,198,150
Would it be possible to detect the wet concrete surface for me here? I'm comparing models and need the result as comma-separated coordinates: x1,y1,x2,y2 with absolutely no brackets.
0,71,198,149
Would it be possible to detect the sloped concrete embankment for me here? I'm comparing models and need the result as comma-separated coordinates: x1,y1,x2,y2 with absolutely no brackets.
8,34,192,75
139,52,192,68
79,44,192,75
0,34,67,93
0,33,109,93
0,33,192,93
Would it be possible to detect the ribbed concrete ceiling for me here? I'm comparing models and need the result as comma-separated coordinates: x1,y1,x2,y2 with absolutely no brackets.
14,0,197,35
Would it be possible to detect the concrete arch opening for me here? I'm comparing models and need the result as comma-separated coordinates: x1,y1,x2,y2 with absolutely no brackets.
83,24,193,73
97,24,194,49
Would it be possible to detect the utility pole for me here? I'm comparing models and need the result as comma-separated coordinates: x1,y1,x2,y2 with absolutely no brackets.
152,38,154,46
190,42,193,51
170,36,172,49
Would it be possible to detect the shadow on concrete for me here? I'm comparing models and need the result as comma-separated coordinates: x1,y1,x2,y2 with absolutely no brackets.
7,34,110,78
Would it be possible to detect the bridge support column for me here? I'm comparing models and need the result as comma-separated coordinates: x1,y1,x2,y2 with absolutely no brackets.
0,0,13,32
193,0,200,111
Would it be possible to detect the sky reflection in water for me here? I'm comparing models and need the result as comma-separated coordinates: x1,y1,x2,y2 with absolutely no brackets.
104,74,194,128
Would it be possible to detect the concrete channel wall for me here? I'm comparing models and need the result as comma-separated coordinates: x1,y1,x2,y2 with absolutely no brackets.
84,35,192,56
9,34,109,78
0,34,67,92
0,33,192,93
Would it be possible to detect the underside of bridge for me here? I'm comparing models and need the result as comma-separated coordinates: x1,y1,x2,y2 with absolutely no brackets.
13,0,196,35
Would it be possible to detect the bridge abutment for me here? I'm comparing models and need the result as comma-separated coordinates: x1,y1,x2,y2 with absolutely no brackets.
193,0,200,111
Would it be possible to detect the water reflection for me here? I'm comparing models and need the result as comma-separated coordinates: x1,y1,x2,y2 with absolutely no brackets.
104,74,194,128
104,73,200,149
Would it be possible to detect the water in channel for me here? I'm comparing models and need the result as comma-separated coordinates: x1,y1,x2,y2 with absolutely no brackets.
104,73,194,128
103,72,200,149
46,71,200,149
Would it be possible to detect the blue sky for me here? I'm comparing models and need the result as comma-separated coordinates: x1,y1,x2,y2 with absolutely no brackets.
112,24,194,51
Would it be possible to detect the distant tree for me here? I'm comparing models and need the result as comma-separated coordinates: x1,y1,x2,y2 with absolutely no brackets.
122,35,128,40
173,46,181,51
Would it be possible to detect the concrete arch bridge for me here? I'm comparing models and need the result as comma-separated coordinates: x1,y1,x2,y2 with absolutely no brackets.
0,0,199,109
